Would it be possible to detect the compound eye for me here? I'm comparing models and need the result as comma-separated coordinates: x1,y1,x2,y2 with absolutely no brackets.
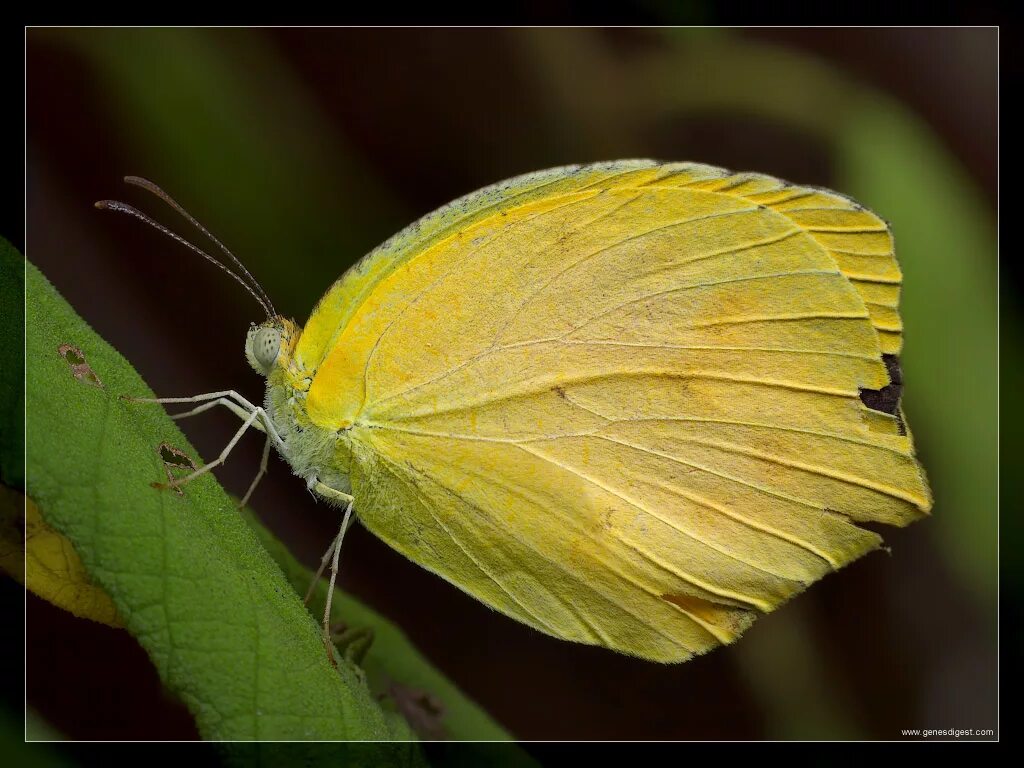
253,327,282,370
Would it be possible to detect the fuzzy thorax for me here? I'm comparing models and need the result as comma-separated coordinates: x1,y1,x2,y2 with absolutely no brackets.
246,316,355,499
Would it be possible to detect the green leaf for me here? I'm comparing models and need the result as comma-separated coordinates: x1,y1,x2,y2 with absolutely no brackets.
836,99,998,606
242,509,514,742
22,252,419,747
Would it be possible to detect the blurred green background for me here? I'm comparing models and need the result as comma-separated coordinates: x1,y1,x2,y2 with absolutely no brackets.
23,27,997,741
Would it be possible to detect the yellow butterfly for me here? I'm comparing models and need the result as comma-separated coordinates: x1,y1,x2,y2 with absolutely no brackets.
99,161,932,663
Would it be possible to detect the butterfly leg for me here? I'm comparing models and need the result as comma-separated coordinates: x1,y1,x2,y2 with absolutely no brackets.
313,498,356,667
168,397,278,506
154,408,260,491
238,433,272,509
168,397,265,429
128,391,287,501
304,494,358,604
128,389,262,415
128,391,288,453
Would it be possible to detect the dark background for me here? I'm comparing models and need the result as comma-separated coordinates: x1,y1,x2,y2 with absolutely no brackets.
23,27,998,741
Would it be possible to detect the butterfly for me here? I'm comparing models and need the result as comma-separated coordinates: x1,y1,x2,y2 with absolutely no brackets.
98,160,933,664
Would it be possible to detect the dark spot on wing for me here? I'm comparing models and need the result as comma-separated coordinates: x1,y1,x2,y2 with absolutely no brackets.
859,354,906,434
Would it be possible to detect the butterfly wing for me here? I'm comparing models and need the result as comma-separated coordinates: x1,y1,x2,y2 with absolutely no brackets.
301,161,932,662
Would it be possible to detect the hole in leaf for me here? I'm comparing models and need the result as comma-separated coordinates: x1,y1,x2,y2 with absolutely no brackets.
58,345,84,366
57,343,103,389
155,443,196,496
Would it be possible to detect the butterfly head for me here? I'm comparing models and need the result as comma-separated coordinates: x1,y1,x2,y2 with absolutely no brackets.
245,317,300,377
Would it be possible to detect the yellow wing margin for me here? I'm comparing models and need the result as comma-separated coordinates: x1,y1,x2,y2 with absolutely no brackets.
635,164,904,354
301,161,931,662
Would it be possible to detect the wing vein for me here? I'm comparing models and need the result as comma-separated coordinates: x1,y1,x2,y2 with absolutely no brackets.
637,434,926,505
359,192,602,408
367,413,907,456
687,312,868,328
364,423,817,597
807,226,888,234
373,445,703,645
371,451,564,637
367,338,877,412
487,191,647,347
492,204,763,348
639,227,805,278
563,269,841,340
513,442,774,610
363,418,882,567
368,370,857,421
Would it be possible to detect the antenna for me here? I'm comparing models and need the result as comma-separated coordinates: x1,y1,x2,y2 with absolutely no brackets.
95,178,277,319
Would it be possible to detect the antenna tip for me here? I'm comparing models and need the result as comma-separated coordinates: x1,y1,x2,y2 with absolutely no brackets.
124,175,154,186
94,200,110,210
